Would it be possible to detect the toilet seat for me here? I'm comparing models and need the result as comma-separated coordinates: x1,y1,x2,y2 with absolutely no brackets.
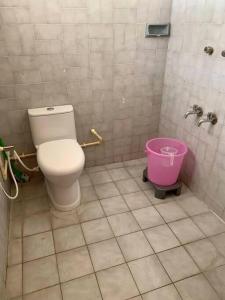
37,139,85,176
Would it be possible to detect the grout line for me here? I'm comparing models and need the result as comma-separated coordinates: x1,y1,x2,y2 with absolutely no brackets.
79,217,104,300
7,167,225,300
98,199,142,298
139,217,187,299
9,201,225,250
138,199,205,300
210,209,225,225
11,204,225,258
48,203,63,300
20,195,25,299
181,241,225,300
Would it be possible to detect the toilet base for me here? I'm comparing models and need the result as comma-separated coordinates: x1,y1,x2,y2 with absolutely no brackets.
46,179,81,211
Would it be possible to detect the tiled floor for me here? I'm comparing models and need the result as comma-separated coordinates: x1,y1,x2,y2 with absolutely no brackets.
6,158,225,300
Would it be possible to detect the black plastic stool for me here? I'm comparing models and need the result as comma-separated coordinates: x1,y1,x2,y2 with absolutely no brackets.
142,168,182,199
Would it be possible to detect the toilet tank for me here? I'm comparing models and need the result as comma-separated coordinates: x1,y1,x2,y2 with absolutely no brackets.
28,105,77,147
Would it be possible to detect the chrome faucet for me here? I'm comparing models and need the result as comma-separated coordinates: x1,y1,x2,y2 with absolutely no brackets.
184,105,203,119
197,112,218,127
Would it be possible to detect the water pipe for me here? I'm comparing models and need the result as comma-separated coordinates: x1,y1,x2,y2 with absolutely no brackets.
13,151,39,172
0,150,19,200
10,128,104,160
0,144,39,200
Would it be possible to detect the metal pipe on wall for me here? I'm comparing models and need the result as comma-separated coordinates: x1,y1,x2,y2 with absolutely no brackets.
11,128,103,159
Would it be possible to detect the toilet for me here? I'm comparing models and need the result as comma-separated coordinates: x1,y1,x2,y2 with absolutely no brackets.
28,105,85,211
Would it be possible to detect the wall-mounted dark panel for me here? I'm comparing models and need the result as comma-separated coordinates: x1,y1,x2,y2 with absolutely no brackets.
145,24,170,37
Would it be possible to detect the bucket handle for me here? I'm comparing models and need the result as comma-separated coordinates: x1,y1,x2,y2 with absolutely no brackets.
169,153,174,166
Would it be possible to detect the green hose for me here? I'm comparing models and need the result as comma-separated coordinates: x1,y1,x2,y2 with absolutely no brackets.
0,138,29,183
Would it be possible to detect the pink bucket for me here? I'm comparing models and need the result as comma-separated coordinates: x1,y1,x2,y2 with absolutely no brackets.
145,138,188,186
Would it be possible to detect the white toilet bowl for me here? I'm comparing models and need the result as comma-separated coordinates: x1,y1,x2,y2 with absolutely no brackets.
37,139,85,211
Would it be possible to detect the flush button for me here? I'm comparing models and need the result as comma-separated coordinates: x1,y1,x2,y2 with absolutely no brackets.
47,107,54,111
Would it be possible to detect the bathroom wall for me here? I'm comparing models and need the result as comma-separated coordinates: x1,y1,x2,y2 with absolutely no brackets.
0,0,171,166
0,175,9,299
159,0,225,219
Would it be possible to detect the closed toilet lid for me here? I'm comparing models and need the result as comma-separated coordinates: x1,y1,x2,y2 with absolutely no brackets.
37,139,85,176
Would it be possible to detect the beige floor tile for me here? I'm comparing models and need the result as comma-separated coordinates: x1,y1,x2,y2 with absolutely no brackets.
23,212,51,236
138,157,147,164
6,264,22,299
205,265,225,300
82,217,114,244
124,159,143,167
158,246,200,282
192,212,225,236
22,181,47,200
77,201,105,222
185,238,225,271
50,207,79,229
86,165,106,173
155,202,187,223
11,201,23,218
8,164,225,300
23,231,55,262
210,232,225,256
8,238,22,266
144,224,180,252
169,218,205,244
94,182,120,199
101,196,129,216
108,212,140,236
57,247,93,282
80,173,92,187
132,207,165,229
53,224,85,252
108,168,131,181
105,162,124,170
61,274,102,300
143,190,156,202
23,255,59,294
89,170,112,185
117,231,153,261
24,196,49,216
134,176,152,191
177,196,209,216
9,216,23,239
142,284,181,300
97,264,139,300
89,238,124,271
175,274,220,300
115,178,140,194
23,285,62,300
126,165,145,178
123,191,151,210
128,255,171,293
144,190,174,205
80,185,98,203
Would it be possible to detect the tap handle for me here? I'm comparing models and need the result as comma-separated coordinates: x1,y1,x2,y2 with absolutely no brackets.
193,105,203,117
207,112,218,125
192,104,199,111
204,46,214,55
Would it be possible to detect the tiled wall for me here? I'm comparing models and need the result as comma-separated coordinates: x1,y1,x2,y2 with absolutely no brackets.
0,0,171,166
0,175,9,299
159,0,225,220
